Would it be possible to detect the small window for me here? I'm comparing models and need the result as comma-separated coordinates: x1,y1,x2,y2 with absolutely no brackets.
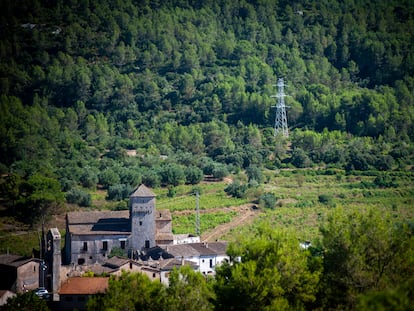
210,259,213,268
145,240,150,248
153,273,156,278
78,258,85,265
83,242,87,251
34,265,36,272
139,221,142,226
129,262,132,269
120,240,126,249
103,241,108,251
202,259,205,263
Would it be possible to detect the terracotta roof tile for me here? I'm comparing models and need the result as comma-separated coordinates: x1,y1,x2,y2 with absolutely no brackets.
59,277,108,295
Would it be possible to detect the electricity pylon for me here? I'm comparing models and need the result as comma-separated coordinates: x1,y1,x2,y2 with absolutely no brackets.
271,78,289,137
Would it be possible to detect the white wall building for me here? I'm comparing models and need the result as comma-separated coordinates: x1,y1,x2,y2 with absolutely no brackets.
164,242,228,275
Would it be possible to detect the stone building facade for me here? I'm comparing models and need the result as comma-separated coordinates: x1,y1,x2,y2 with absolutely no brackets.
65,185,173,266
129,185,156,250
0,254,40,293
45,228,61,300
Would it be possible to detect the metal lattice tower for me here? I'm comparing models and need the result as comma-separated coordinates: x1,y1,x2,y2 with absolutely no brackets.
195,191,200,236
271,78,289,137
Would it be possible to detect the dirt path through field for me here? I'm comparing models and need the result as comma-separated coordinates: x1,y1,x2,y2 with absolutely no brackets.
200,204,260,242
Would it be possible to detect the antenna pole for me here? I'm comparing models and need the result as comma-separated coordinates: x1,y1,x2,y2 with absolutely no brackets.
196,191,200,236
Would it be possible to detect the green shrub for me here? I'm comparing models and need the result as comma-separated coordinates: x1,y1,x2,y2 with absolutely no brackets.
167,186,177,198
373,173,398,188
318,194,334,205
184,166,204,185
259,193,277,209
66,188,92,207
107,184,133,201
224,181,247,198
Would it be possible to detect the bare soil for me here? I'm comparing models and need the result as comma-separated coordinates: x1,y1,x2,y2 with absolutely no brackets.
200,204,261,242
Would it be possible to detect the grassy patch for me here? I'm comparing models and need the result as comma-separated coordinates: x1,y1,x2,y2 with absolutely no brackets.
225,169,414,244
156,183,249,211
172,211,238,235
0,231,41,257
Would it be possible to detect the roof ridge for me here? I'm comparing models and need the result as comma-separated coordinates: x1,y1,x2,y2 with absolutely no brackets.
130,184,156,197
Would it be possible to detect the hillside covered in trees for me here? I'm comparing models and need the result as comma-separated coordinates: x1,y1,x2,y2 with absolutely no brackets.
0,0,413,218
1,1,414,310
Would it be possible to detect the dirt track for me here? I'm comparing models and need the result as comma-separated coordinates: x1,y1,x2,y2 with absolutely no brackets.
200,204,260,242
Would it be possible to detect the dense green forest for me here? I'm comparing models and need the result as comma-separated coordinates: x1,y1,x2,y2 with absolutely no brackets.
1,0,413,220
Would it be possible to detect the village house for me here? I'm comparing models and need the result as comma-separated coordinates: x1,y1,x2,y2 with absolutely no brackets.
79,251,199,285
0,254,41,293
164,242,228,275
57,277,108,311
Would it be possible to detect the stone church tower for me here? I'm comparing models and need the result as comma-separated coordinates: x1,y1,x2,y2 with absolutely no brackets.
45,228,61,301
129,184,156,250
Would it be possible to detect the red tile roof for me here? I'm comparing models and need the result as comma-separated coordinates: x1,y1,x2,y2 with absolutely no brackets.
59,277,109,295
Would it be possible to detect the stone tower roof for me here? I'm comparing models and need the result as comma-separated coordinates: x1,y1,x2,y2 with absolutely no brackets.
130,184,156,198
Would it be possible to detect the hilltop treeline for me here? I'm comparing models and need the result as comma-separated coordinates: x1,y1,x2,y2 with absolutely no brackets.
0,0,413,216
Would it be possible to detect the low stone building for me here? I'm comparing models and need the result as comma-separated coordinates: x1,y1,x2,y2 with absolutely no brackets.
0,254,41,293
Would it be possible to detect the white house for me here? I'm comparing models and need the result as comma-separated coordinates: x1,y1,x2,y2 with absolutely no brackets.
164,242,228,275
